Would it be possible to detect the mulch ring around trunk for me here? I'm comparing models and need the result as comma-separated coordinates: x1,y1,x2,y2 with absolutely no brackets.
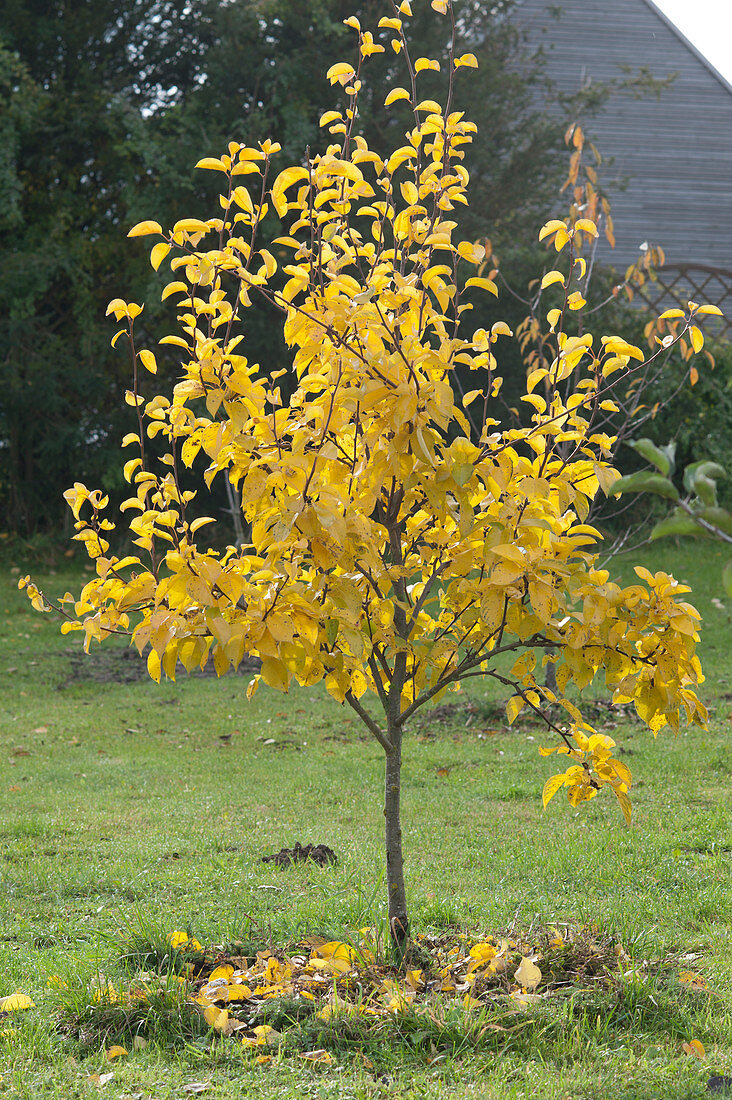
51,922,701,1060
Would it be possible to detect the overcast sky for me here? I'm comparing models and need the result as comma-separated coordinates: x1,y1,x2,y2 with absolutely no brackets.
652,0,732,84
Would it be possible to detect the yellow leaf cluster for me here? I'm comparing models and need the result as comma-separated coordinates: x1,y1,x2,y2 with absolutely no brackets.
23,0,708,829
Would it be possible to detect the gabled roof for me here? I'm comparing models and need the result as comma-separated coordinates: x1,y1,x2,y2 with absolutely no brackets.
513,0,732,313
642,0,732,96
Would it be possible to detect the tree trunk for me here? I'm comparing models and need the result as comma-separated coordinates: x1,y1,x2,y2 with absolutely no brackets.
384,720,409,948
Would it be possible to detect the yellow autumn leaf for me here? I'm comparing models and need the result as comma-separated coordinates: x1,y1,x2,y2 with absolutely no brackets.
458,241,485,264
514,957,542,992
271,167,310,218
690,325,704,353
541,270,565,290
106,1045,128,1061
0,993,35,1012
385,87,411,107
243,1024,281,1047
553,227,570,251
326,62,355,85
161,281,188,300
679,971,708,990
469,941,497,963
86,1072,115,1087
299,1049,334,1064
159,335,190,348
574,218,598,237
506,695,524,725
226,984,253,1001
173,218,210,235
465,277,498,296
138,350,157,374
542,773,566,808
316,941,359,965
659,308,685,319
195,157,229,171
208,965,235,982
682,1039,706,1060
538,219,567,242
150,242,171,271
127,220,162,238
203,1005,229,1031
405,969,424,989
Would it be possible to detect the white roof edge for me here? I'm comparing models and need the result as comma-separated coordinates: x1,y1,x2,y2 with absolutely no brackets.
640,0,732,96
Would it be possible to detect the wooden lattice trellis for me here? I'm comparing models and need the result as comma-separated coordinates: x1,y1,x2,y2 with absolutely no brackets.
635,263,732,335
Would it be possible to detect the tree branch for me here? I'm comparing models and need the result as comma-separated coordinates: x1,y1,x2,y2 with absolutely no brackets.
345,690,393,754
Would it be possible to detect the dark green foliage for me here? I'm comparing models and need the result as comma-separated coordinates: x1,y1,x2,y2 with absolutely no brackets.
647,344,732,509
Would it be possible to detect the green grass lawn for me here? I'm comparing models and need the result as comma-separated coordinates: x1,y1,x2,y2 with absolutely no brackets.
0,539,729,1099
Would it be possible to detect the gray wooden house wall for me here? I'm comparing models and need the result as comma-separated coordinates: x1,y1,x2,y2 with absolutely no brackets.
513,0,732,324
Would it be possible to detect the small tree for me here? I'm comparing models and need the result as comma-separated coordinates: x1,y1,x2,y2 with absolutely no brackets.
23,0,714,946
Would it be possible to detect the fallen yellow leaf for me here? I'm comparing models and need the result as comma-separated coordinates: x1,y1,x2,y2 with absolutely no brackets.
0,993,35,1013
299,1048,334,1064
514,957,542,992
106,1045,128,1061
226,984,253,1002
167,930,203,950
208,965,235,982
203,1006,229,1031
242,1024,281,1047
167,930,189,948
679,971,708,990
405,969,423,990
682,1039,706,1060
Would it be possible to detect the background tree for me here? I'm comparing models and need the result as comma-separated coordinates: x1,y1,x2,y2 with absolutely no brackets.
0,0,220,536
23,0,711,947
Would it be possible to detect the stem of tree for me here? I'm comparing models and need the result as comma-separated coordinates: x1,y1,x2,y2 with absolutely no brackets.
384,717,409,954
